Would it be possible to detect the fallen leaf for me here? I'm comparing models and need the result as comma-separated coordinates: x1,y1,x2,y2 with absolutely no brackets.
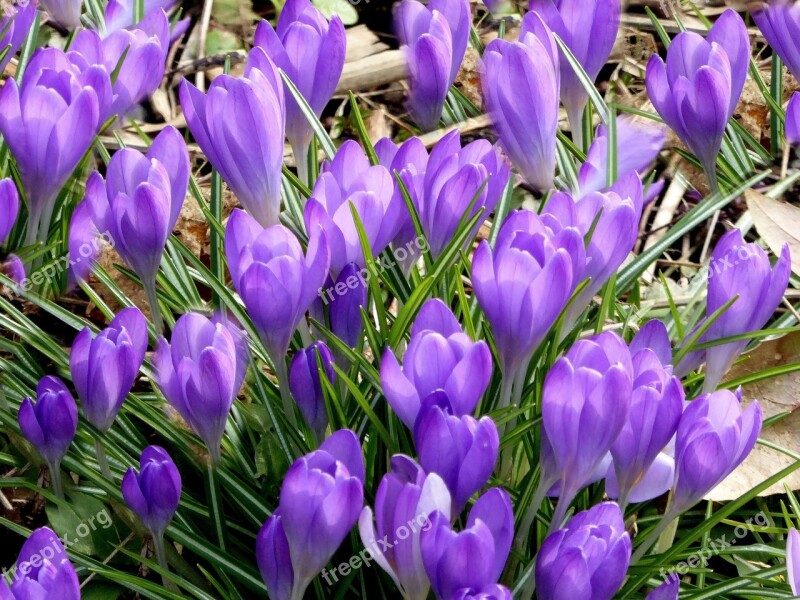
746,190,800,276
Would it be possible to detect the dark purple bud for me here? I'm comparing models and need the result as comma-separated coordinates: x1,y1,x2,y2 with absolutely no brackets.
18,376,78,468
121,445,181,536
289,341,335,437
5,527,80,599
329,262,367,349
256,510,294,600
647,576,679,600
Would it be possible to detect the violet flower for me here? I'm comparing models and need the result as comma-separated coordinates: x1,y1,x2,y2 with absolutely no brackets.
2,527,80,599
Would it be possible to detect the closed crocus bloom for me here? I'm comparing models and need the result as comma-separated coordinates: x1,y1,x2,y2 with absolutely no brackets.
0,48,111,247
482,13,560,190
256,510,294,600
289,341,335,439
531,0,621,149
541,332,633,527
254,0,345,181
788,529,800,596
304,141,402,276
327,262,368,349
180,48,285,227
121,445,181,536
646,10,749,189
421,488,514,599
669,389,761,516
4,527,80,599
752,1,800,81
0,178,20,247
154,312,248,463
471,209,584,385
279,429,364,598
40,0,81,29
413,394,499,514
69,9,169,121
0,1,38,74
676,228,791,392
647,577,679,600
535,502,631,600
18,376,77,468
381,298,492,430
70,307,148,432
786,92,800,146
67,200,99,287
358,455,452,600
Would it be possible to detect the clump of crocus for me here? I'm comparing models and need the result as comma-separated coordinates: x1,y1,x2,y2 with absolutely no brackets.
535,502,631,600
532,0,621,149
381,298,492,430
154,312,248,464
289,341,336,441
122,446,181,580
394,0,470,131
0,1,38,74
0,47,111,248
646,9,749,192
676,228,791,392
358,455,451,600
84,125,189,332
752,1,800,82
2,527,80,598
181,48,285,227
256,429,365,600
18,376,78,499
788,529,800,596
421,488,514,599
482,12,560,191
254,0,345,184
40,0,82,30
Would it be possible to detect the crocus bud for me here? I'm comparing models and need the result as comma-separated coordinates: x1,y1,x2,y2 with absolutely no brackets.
381,298,492,430
254,0,345,176
277,429,364,599
358,455,452,600
646,10,749,186
180,49,285,227
225,208,329,364
256,510,293,600
540,332,633,523
752,1,800,81
669,389,761,517
788,528,800,596
85,125,189,289
68,9,170,121
304,141,402,277
3,254,25,287
0,1,38,74
786,92,800,146
535,502,631,600
483,12,560,190
676,228,791,392
3,527,80,599
154,312,248,463
395,0,470,131
531,0,621,148
40,0,82,29
70,307,148,432
471,210,584,382
18,376,78,467
421,488,514,599
647,577,679,600
0,178,20,247
414,394,499,514
67,201,99,287
121,445,181,536
0,48,111,247
289,341,335,439
328,262,368,349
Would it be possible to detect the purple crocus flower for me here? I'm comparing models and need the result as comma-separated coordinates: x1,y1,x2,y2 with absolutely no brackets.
121,445,181,536
395,0,470,131
413,394,499,514
786,92,800,146
471,209,584,386
0,178,20,247
254,0,345,182
0,1,38,74
676,228,791,392
540,332,633,527
325,261,368,349
103,0,176,35
18,376,77,471
180,48,285,227
262,429,364,599
289,341,335,439
0,47,111,247
531,0,621,149
381,298,492,430
154,312,248,463
70,307,148,432
358,455,452,600
421,488,514,600
69,9,169,121
40,0,81,30
452,585,513,600
67,201,100,287
647,577,679,600
646,9,750,189
669,388,761,517
483,12,560,190
535,502,631,600
3,527,80,599
788,528,800,596
752,1,800,81
304,141,402,277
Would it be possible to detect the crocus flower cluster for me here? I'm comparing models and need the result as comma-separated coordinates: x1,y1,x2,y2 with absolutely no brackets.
2,527,80,599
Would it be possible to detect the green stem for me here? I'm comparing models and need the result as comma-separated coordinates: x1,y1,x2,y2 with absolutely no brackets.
144,279,164,336
48,460,64,500
631,511,676,564
294,138,312,189
152,532,178,591
274,358,298,428
548,490,573,534
95,437,112,480
206,461,227,551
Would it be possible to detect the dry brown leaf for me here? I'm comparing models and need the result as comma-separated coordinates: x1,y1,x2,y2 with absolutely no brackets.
746,190,800,276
